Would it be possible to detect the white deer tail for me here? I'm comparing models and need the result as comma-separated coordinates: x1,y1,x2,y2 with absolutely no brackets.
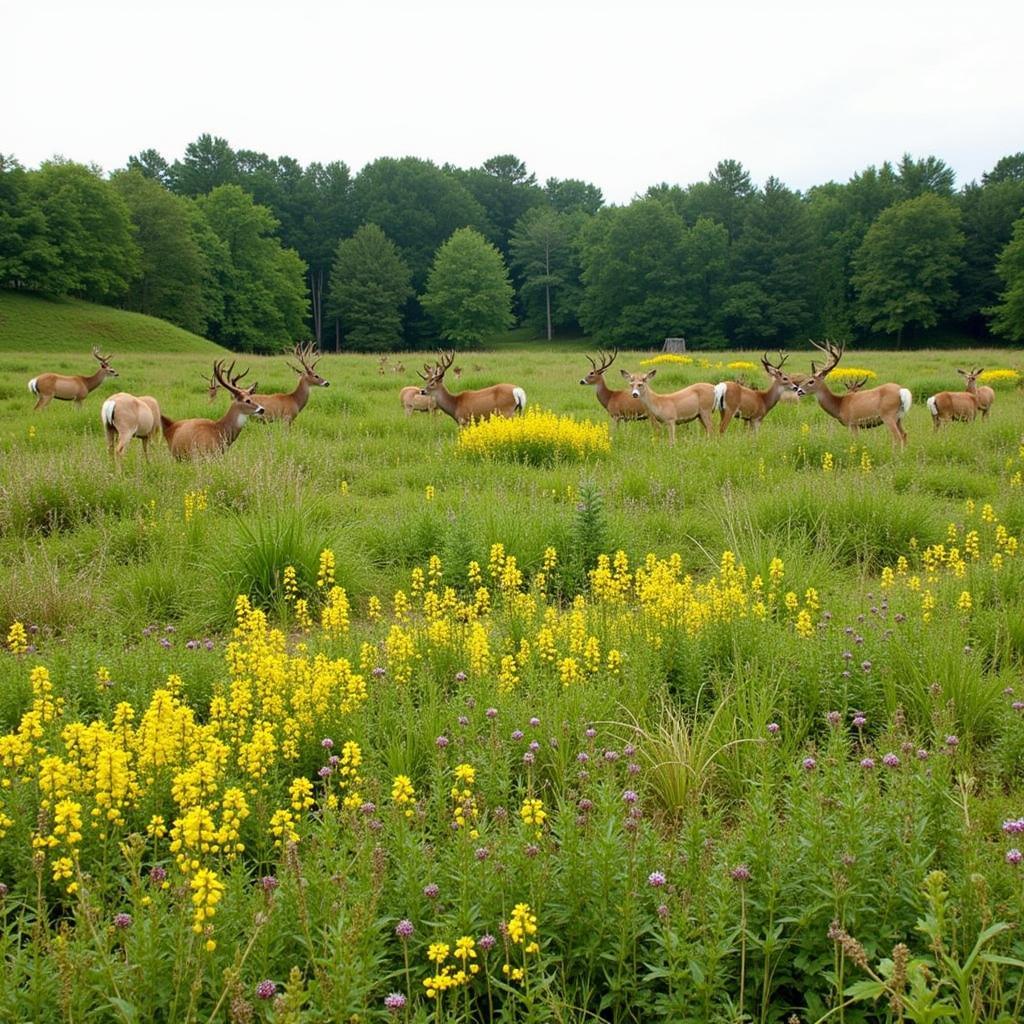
899,388,913,418
925,395,938,418
513,387,527,413
101,398,117,428
28,377,38,395
713,381,728,412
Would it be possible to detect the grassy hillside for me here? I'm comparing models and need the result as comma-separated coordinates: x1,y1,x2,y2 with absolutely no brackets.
0,289,226,354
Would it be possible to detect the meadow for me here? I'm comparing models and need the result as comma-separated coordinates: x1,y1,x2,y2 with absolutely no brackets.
1,340,1023,1023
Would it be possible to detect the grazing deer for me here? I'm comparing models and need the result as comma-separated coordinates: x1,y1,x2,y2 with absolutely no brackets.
786,340,912,448
161,361,265,459
28,347,118,410
960,367,995,420
620,369,715,444
202,370,221,403
452,365,463,380
400,384,437,416
251,343,329,425
419,350,526,425
579,350,648,426
713,352,792,434
101,393,162,464
927,369,982,430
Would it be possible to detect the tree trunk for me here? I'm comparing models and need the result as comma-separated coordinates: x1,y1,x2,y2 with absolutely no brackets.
544,240,552,341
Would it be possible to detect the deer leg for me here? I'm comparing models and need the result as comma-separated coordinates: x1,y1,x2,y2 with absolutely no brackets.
699,409,713,436
105,426,117,459
667,420,677,446
34,393,52,411
718,404,735,434
885,417,904,448
141,435,150,463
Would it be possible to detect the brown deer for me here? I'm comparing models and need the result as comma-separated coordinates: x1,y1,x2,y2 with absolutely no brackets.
579,351,648,426
960,367,995,420
161,361,265,459
620,369,716,444
419,350,526,425
101,393,162,464
400,384,437,416
251,343,329,424
927,369,982,430
714,352,791,433
786,340,912,448
28,347,118,410
201,370,221,403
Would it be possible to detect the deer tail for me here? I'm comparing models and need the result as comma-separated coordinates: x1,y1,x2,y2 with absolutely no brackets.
513,387,527,413
28,377,38,395
925,395,938,418
713,381,728,412
101,398,117,428
899,388,913,418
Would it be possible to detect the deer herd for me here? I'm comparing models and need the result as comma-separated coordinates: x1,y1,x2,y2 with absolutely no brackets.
27,340,1003,464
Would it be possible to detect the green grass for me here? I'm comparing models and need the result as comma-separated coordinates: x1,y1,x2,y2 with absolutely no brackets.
0,289,226,354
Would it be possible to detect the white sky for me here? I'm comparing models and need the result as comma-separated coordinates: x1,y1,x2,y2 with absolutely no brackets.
7,0,1023,203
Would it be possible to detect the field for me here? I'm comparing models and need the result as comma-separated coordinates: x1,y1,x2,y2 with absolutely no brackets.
1,339,1024,1023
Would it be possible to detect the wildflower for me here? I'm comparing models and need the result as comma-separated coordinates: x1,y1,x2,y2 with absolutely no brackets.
395,919,414,939
860,661,872,673
520,798,547,827
435,735,449,749
622,789,639,805
522,751,535,765
657,903,669,918
1007,849,1023,866
731,864,752,882
860,757,876,770
524,843,540,858
423,883,440,900
150,866,168,885
917,749,929,760
427,941,450,964
585,727,597,739
529,716,540,727
255,980,277,1000
478,933,496,951
475,846,489,861
458,715,469,727
767,722,780,735
648,870,666,887
511,730,524,741
321,737,334,749
882,753,900,768
384,992,406,1013
113,912,133,929
827,711,841,727
945,735,960,748
486,707,497,719
1002,819,1024,835
604,749,619,762
852,715,866,729
802,757,817,771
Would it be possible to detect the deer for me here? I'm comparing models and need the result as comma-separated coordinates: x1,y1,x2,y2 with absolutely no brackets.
201,370,221,403
101,392,162,464
620,368,716,444
250,343,329,425
959,367,995,420
160,361,265,459
713,352,792,434
418,350,526,425
400,381,437,416
785,340,912,448
579,350,648,426
927,369,983,430
28,347,118,410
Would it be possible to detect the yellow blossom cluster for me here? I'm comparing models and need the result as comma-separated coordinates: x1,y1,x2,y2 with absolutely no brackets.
976,368,1019,386
638,353,693,366
503,902,540,983
423,935,480,999
825,366,877,382
457,408,611,463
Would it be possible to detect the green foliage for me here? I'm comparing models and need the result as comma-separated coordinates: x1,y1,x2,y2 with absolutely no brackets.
420,227,514,346
509,206,582,338
852,193,966,341
0,158,59,288
196,185,309,352
987,215,1024,340
29,160,140,302
326,224,412,351
453,154,545,257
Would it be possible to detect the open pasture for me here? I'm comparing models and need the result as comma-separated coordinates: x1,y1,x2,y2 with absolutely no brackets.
1,344,1024,1022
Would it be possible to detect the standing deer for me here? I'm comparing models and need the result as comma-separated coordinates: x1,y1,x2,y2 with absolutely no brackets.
713,352,792,433
579,350,648,426
202,370,221,403
786,340,912,448
960,367,995,419
28,347,118,410
161,361,265,459
251,343,329,424
927,369,982,430
419,350,526,425
101,392,162,464
620,369,716,444
400,382,437,416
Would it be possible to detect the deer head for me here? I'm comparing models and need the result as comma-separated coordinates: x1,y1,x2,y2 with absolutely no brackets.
287,342,329,387
957,366,984,387
92,346,118,378
760,351,789,380
620,367,656,399
213,360,264,417
419,350,455,396
580,350,618,386
201,371,220,403
790,339,844,396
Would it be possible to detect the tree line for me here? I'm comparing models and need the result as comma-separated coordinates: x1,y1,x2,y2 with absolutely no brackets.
1,137,1022,350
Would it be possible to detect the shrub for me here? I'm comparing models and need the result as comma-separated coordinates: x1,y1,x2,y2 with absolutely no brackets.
457,409,610,465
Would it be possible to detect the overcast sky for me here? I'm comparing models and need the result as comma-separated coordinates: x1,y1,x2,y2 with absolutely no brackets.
7,0,1022,202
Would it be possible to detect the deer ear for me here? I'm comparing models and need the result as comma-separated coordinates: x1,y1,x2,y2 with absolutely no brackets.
646,368,656,380
620,369,631,380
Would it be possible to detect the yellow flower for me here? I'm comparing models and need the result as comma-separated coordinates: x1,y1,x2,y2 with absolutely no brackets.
520,797,546,827
6,621,28,655
428,942,450,964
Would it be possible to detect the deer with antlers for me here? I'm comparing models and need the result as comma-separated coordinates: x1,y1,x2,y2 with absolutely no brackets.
926,368,985,430
579,351,648,426
249,343,329,424
28,347,118,410
101,392,162,464
160,361,265,459
785,340,912,448
620,369,716,444
418,350,526,425
201,370,221,403
713,352,793,434
959,367,995,420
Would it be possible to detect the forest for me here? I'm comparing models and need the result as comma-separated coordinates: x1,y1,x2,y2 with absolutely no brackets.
1,137,1023,351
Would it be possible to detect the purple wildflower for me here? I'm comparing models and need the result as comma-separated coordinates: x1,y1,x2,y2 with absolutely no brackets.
648,870,666,887
454,671,467,682
435,735,449,749
945,735,960,748
603,749,619,762
423,883,440,899
159,638,172,650
1002,819,1024,835
852,715,867,729
318,766,332,778
395,919,414,938
149,866,168,884
485,707,498,719
731,864,752,882
529,717,540,727
585,727,597,739
256,980,277,1000
478,933,496,951
458,715,469,727
113,912,132,929
186,639,199,650
917,748,929,760
1006,849,1022,866
624,743,637,757
882,753,900,768
627,762,641,775
384,992,407,1013
803,756,817,771
523,751,535,765
860,757,876,770
321,737,334,749
578,798,594,812
657,903,669,918
827,711,841,727
475,847,489,861
622,789,639,805
360,802,376,815
767,722,780,735
260,875,279,893
861,661,872,673
372,666,386,678
577,751,589,763
511,729,524,741
203,638,215,650
525,843,540,858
